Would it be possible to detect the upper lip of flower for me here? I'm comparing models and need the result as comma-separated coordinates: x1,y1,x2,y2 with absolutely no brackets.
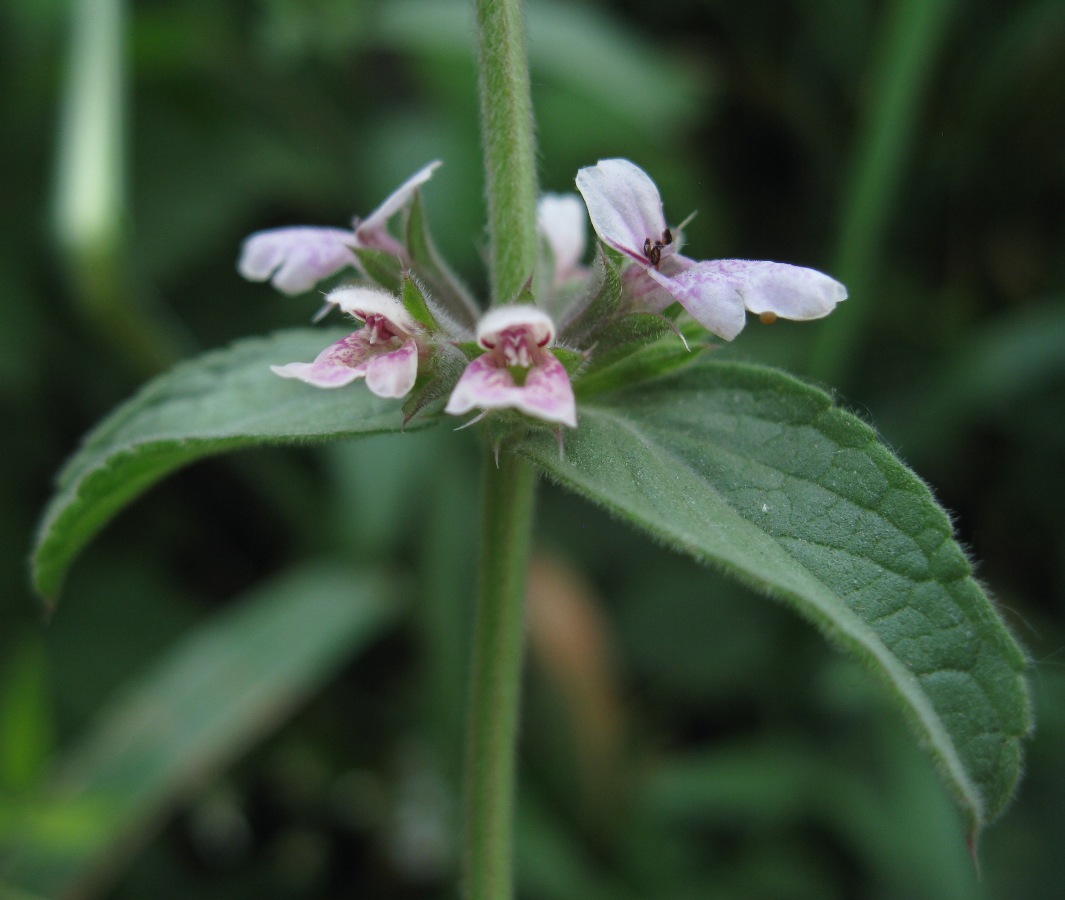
476,306,555,351
575,158,676,266
331,286,420,337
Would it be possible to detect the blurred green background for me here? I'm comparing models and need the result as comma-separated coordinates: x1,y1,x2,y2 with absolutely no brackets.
2,0,1063,897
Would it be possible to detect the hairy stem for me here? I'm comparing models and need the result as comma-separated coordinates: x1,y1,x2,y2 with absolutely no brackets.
463,451,536,900
474,0,539,305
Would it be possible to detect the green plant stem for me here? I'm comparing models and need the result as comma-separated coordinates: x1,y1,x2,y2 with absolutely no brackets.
474,0,539,305
463,451,536,900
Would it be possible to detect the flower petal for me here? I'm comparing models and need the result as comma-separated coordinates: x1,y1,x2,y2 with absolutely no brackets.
354,160,442,249
520,352,578,428
694,260,848,320
238,227,358,295
327,285,419,335
645,265,748,340
444,353,577,428
537,193,587,283
270,332,372,388
575,159,668,262
621,253,695,313
364,339,419,398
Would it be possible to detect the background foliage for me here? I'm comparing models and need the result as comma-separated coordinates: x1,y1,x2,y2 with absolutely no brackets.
2,0,1063,897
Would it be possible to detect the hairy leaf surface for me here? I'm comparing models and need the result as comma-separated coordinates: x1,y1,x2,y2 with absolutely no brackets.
520,357,1031,836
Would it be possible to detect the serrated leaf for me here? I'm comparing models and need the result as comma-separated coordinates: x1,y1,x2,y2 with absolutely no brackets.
2,564,398,897
519,359,1031,838
32,329,442,601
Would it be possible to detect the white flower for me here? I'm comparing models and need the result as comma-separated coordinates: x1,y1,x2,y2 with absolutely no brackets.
445,306,577,428
575,158,846,340
271,286,421,399
238,161,441,295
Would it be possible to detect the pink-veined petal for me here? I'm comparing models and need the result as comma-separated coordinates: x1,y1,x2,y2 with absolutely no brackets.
238,227,359,295
518,351,578,428
695,260,848,320
364,339,419,398
621,253,696,313
537,193,588,283
444,352,577,428
354,160,442,249
575,159,668,262
270,332,372,388
646,265,748,341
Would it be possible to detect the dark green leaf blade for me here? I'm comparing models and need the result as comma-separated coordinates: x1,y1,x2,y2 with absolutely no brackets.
519,359,1031,836
33,329,441,600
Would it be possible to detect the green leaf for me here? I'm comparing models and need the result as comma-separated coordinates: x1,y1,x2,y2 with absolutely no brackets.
405,191,480,325
354,246,404,293
580,312,677,376
32,329,441,601
1,563,398,897
519,359,1031,838
557,246,622,339
401,269,439,330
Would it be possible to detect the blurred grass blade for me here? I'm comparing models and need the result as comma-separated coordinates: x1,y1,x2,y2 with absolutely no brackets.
519,357,1031,839
645,737,979,900
2,564,398,897
0,638,54,794
32,328,442,602
54,0,187,372
54,0,125,271
880,300,1065,463
810,0,961,384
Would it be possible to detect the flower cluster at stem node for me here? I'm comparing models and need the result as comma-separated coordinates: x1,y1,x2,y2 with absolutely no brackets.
238,159,846,434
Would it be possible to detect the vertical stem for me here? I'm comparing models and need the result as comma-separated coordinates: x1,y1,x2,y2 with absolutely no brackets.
464,451,536,900
475,0,539,305
465,1,540,894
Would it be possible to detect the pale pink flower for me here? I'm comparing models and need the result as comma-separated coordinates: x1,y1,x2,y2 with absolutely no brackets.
537,193,588,285
239,161,441,295
271,286,421,399
445,306,577,428
575,158,846,340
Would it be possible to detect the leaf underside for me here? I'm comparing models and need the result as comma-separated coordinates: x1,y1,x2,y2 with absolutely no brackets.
31,328,438,600
518,357,1031,837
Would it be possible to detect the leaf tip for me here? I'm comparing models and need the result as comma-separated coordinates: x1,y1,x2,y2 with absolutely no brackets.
966,828,983,879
